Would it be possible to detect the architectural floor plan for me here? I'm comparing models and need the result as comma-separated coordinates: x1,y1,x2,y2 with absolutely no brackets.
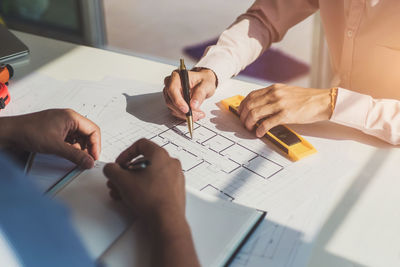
150,122,283,201
9,74,359,267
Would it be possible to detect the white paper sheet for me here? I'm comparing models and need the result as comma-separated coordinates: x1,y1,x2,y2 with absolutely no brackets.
55,162,264,267
6,73,393,266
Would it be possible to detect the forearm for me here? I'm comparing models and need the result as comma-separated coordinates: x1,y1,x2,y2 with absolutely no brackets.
331,88,400,145
196,0,319,85
0,117,15,146
196,17,270,86
149,212,199,267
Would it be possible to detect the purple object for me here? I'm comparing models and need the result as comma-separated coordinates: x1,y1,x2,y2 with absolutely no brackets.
184,38,309,83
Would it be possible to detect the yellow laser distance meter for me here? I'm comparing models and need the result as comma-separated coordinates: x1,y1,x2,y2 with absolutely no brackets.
221,95,316,161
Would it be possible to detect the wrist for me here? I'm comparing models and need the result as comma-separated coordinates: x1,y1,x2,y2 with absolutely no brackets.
191,67,218,88
147,207,188,235
312,88,334,121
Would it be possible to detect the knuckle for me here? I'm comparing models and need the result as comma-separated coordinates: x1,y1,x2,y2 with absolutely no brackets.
169,93,180,106
245,121,253,130
244,101,252,110
240,103,249,114
64,108,75,115
259,122,268,133
269,86,277,94
137,138,148,146
103,163,115,177
163,88,170,101
248,109,258,120
278,111,288,123
62,108,76,120
163,75,171,85
274,89,285,98
173,158,182,168
276,100,285,109
166,103,175,111
248,91,257,99
157,146,169,157
171,70,179,79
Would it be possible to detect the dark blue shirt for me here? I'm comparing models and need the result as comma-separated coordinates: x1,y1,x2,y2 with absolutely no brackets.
0,153,94,267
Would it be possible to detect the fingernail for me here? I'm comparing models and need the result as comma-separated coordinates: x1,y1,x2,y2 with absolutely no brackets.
80,157,93,169
179,105,188,113
199,112,205,119
192,100,199,109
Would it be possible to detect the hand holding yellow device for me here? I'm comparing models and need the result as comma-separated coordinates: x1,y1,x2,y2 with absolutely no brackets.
221,95,316,161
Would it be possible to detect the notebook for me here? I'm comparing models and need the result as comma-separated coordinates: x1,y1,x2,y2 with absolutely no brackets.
0,24,29,63
35,158,265,266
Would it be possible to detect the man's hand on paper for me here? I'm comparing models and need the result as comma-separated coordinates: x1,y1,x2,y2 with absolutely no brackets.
103,138,186,221
1,109,100,169
104,138,200,267
239,84,333,137
163,68,217,121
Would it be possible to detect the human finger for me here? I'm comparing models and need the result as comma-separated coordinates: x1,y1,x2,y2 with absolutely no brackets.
109,188,122,201
163,86,173,106
238,88,268,114
239,95,269,125
171,109,205,122
166,88,205,121
69,110,101,160
190,81,211,111
239,89,269,123
54,141,95,169
103,162,134,187
163,75,171,86
170,109,187,120
164,89,187,119
115,138,161,165
107,180,118,190
192,110,205,121
255,114,283,138
103,163,140,204
243,103,280,131
166,71,189,114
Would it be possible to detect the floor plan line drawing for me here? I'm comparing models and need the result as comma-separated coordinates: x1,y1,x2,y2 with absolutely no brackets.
200,184,235,201
231,220,304,267
150,121,284,180
11,75,368,267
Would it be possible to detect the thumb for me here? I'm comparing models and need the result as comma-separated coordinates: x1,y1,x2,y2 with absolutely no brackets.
190,83,209,110
103,163,133,191
56,142,95,169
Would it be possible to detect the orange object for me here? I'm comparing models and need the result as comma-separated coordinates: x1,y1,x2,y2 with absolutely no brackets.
0,83,10,110
0,64,13,84
221,95,317,161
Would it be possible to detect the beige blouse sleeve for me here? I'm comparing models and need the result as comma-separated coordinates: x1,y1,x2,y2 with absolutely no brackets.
195,0,319,85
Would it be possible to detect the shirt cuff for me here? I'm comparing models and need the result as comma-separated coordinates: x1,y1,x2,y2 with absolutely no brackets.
330,88,372,130
195,47,236,87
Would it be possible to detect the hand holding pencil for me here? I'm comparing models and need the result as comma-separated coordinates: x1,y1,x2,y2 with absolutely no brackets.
162,61,217,123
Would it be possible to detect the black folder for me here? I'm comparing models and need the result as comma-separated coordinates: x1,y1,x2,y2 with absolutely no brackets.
0,24,29,63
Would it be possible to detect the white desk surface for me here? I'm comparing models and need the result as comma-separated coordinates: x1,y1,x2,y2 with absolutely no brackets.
8,31,400,267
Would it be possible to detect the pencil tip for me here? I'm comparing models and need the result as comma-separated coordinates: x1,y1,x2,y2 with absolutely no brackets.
186,116,194,140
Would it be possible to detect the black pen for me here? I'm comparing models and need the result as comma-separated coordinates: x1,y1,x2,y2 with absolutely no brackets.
122,158,151,171
179,59,194,139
